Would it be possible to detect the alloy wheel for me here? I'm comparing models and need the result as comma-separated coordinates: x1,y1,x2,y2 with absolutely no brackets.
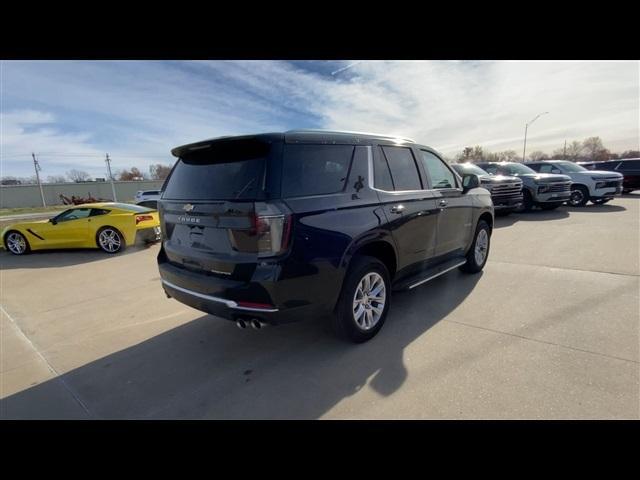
352,272,386,331
6,232,27,254
475,228,489,265
99,229,122,253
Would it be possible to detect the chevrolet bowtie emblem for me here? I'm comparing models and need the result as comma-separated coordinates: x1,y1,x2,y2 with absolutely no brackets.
183,203,195,212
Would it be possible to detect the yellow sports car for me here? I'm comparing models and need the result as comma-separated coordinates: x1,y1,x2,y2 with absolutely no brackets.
2,202,161,255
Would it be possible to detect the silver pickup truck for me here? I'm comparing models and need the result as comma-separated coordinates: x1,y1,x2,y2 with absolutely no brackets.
476,162,571,211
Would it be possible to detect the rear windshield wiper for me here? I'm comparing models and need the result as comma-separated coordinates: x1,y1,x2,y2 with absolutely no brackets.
234,177,256,199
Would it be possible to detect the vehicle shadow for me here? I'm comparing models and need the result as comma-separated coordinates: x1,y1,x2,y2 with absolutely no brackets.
494,208,570,228
563,204,626,213
0,270,482,419
0,243,157,270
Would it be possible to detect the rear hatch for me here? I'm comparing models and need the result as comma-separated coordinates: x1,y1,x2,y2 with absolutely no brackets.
159,137,290,281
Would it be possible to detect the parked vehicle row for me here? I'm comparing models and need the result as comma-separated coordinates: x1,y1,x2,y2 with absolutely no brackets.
451,163,523,215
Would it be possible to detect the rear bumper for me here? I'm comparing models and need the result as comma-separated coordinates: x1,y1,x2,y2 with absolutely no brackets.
158,258,329,325
136,226,161,245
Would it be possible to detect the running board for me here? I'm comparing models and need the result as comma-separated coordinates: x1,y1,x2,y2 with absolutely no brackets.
393,257,467,291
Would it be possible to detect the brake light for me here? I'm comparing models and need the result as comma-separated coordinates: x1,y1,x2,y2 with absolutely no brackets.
136,214,154,225
228,202,293,257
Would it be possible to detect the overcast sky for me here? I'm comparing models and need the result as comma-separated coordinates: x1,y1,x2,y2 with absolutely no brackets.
1,60,638,178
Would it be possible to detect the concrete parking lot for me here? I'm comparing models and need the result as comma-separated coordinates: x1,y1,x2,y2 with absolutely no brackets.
1,195,638,419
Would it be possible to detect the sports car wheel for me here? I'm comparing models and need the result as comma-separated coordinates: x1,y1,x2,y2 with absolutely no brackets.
5,231,30,255
97,227,124,254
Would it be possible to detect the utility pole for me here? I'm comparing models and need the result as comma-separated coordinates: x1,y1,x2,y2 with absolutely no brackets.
32,153,46,207
563,140,567,160
522,111,549,162
105,153,117,201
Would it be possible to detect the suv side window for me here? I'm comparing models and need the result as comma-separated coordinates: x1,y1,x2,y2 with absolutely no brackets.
281,144,354,198
381,146,423,191
419,150,457,189
373,147,394,191
618,160,640,171
537,164,560,174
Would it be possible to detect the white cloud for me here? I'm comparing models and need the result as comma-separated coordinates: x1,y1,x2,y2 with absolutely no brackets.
1,60,638,177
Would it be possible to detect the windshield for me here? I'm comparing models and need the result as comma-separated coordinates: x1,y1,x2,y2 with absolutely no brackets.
162,139,270,201
453,163,488,177
555,161,587,172
502,163,537,175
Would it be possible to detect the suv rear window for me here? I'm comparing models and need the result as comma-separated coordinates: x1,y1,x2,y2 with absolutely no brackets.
618,160,640,171
163,139,270,200
281,144,354,198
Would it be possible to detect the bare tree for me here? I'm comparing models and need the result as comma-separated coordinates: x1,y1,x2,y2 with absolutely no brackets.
582,137,610,162
619,150,640,159
553,141,584,162
46,175,68,183
118,167,145,181
528,151,549,161
149,163,172,180
67,169,92,182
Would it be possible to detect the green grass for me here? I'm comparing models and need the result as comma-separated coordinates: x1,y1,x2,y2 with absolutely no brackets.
0,205,67,217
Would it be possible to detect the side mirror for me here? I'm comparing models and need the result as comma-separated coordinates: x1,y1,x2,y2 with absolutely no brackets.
462,173,480,193
49,218,57,225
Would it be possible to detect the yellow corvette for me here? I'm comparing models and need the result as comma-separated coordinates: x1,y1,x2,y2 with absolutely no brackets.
2,202,160,255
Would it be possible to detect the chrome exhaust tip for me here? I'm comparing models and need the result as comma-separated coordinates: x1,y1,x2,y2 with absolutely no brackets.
251,319,266,330
236,319,248,329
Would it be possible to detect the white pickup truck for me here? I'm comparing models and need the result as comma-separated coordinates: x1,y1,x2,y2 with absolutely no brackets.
526,160,623,206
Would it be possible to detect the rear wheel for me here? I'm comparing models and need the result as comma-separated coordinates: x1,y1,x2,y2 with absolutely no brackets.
568,185,589,206
332,256,391,343
97,227,125,254
4,231,30,255
460,220,491,274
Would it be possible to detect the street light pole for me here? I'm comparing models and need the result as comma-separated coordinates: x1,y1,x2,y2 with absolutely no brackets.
522,111,549,162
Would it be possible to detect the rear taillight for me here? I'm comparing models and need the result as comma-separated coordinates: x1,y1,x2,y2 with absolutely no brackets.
136,214,154,225
229,202,292,257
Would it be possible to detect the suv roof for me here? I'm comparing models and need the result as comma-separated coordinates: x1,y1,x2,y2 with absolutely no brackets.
171,130,417,157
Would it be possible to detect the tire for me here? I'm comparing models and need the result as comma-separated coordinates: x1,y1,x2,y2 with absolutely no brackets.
332,255,391,343
96,227,125,254
518,189,534,212
567,185,589,207
4,231,30,255
591,198,611,205
460,220,491,274
540,202,562,210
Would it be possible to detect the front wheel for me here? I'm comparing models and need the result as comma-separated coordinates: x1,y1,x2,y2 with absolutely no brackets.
97,227,125,254
332,256,391,343
517,190,534,212
4,231,30,255
460,220,491,274
567,186,589,206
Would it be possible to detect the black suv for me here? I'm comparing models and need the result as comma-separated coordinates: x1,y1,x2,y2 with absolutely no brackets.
157,130,494,342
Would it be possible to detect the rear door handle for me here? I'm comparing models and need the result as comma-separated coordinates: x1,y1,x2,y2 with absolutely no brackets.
390,204,405,214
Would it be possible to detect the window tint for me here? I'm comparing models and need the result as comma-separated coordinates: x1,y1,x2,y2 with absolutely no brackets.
527,164,541,171
536,164,556,173
373,147,394,190
90,208,110,216
281,144,354,197
382,146,422,191
57,208,91,222
419,151,456,189
479,164,498,174
618,160,640,171
163,139,270,200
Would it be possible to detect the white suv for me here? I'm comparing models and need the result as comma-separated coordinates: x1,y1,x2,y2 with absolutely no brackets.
526,160,623,206
134,190,161,209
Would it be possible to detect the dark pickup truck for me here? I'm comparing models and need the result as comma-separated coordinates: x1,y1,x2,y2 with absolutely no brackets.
452,163,523,215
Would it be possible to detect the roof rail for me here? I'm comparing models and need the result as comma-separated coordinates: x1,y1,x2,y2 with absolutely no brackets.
286,129,416,144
